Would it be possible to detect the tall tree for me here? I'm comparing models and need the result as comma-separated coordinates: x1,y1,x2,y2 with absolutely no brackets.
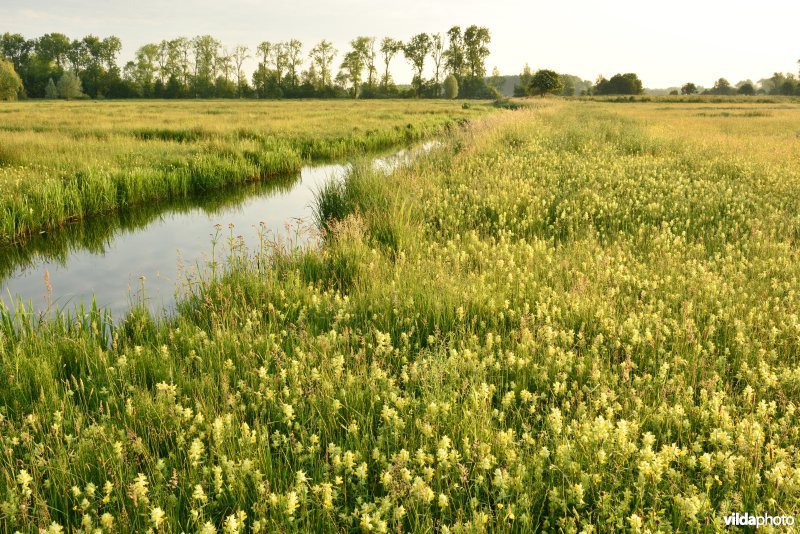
463,25,490,79
130,43,159,95
430,33,444,95
285,39,303,87
155,41,170,83
192,35,221,96
443,26,465,77
403,33,432,97
72,35,121,97
66,39,89,73
309,40,336,90
35,33,71,70
379,37,402,89
352,37,377,87
173,37,192,88
256,42,272,67
217,48,233,83
339,50,365,98
272,42,288,83
0,33,33,74
232,45,250,93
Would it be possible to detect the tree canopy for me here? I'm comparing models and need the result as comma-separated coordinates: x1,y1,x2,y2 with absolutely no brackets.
593,73,644,95
0,58,23,100
529,69,563,97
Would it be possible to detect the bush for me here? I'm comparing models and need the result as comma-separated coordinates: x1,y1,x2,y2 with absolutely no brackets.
44,78,58,99
444,75,459,99
0,59,23,101
57,71,84,100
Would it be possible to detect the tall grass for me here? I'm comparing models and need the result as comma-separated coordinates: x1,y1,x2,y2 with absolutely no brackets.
2,101,800,531
0,99,491,243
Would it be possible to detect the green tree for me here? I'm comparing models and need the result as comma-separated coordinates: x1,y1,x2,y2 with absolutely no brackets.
463,25,491,79
443,26,465,77
737,82,755,96
35,33,71,70
127,43,159,96
44,77,58,99
339,50,364,98
171,37,192,88
0,58,23,100
73,35,121,97
488,66,504,98
430,33,444,95
0,33,33,75
403,33,432,97
351,37,377,88
514,63,532,96
232,45,250,95
284,39,303,88
253,41,281,97
309,40,337,90
191,35,221,96
56,70,83,99
681,82,697,95
594,73,643,95
379,37,402,90
443,74,458,98
709,77,732,95
216,48,234,87
529,69,563,97
560,74,575,96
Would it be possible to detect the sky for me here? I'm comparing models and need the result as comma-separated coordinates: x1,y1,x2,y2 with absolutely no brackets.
4,0,800,88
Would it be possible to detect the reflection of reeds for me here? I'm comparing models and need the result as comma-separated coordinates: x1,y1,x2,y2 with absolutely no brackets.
0,173,299,281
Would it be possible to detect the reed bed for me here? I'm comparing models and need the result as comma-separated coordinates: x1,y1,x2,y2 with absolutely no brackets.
0,99,488,243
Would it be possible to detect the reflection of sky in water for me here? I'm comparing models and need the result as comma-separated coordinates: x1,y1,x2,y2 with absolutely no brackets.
0,143,433,320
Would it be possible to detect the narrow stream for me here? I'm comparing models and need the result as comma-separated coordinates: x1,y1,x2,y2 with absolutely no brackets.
0,142,435,320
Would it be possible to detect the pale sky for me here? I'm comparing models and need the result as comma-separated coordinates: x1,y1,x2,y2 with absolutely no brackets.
4,0,799,88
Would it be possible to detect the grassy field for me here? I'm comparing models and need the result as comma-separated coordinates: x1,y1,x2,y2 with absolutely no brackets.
0,99,489,244
2,99,800,531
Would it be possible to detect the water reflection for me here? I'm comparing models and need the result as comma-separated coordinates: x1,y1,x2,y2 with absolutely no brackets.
0,142,434,320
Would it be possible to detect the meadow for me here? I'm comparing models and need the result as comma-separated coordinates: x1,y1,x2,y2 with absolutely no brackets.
2,99,800,532
0,99,488,243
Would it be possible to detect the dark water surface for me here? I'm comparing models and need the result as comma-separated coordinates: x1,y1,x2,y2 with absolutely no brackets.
0,143,433,320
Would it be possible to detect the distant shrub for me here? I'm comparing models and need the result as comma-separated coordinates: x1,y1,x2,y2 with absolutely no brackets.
57,71,84,100
444,75,459,99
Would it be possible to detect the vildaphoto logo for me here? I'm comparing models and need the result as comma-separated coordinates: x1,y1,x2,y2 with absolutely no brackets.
724,513,795,529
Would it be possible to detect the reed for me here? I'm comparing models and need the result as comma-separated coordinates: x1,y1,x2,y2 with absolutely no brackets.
0,99,490,243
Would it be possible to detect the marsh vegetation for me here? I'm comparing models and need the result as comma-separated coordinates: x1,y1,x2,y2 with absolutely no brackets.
1,99,800,531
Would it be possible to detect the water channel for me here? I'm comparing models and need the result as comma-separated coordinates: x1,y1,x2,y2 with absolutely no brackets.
0,142,434,320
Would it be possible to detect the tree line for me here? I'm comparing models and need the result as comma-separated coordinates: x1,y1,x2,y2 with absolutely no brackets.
511,66,642,97
0,27,495,100
676,68,800,96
